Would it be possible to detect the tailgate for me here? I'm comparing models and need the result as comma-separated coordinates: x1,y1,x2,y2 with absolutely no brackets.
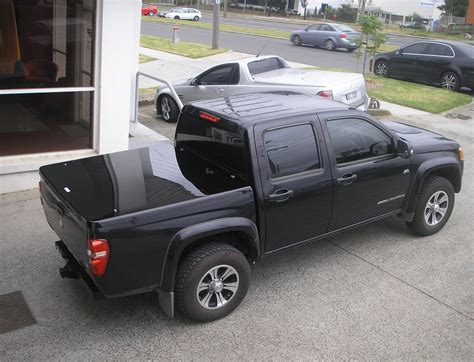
40,179,90,270
332,75,367,108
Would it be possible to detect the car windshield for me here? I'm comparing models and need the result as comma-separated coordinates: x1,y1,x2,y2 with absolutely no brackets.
334,24,355,32
457,43,474,58
247,57,288,75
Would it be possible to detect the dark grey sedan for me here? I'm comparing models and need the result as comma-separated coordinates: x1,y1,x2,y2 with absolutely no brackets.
290,23,360,52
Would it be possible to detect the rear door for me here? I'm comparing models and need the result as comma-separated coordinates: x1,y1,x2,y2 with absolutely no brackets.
417,43,454,83
320,112,411,230
254,117,334,252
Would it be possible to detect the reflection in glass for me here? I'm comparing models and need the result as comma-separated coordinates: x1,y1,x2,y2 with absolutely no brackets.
0,0,95,89
0,91,92,156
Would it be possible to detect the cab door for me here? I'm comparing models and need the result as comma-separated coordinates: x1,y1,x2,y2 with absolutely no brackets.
254,117,334,252
177,64,239,104
390,42,427,80
320,112,411,230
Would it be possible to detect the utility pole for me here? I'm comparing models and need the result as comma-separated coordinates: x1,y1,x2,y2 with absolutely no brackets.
212,0,220,49
224,0,227,18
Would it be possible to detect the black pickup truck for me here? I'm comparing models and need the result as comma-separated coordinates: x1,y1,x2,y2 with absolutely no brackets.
40,93,464,322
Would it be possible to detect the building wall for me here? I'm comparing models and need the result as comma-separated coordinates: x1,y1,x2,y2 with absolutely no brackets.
466,0,474,24
367,0,444,18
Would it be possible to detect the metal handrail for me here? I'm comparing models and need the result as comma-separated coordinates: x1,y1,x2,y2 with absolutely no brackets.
134,71,183,123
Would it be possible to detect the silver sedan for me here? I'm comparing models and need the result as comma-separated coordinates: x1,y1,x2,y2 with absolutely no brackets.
155,55,368,123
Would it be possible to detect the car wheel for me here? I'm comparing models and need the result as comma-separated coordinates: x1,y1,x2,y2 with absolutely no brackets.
292,35,301,46
406,176,455,236
374,60,390,77
148,11,154,16
160,95,179,123
193,15,199,21
324,39,336,51
175,243,251,322
174,15,180,20
347,48,355,53
441,71,459,91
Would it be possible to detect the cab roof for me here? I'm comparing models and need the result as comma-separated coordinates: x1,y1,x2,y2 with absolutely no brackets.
185,92,350,127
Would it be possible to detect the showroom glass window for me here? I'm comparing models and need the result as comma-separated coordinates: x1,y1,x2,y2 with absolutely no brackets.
0,0,96,156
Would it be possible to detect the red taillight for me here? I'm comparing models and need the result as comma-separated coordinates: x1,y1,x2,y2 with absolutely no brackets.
317,90,333,99
199,111,220,123
87,239,109,277
339,33,348,39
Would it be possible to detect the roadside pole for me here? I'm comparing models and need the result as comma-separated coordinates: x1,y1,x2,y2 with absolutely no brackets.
224,0,227,18
212,0,220,49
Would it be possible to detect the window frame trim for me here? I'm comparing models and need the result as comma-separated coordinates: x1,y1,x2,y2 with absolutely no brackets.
262,122,323,181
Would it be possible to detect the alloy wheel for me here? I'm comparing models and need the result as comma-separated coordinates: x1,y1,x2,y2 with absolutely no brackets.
441,73,457,90
161,97,171,121
424,191,449,226
375,62,388,77
325,40,335,50
196,265,239,310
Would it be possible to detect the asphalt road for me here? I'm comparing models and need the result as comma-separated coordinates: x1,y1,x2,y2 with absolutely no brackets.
1,103,473,359
197,15,429,47
141,21,370,71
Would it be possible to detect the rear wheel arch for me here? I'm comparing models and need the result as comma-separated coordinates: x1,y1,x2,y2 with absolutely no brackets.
159,218,260,293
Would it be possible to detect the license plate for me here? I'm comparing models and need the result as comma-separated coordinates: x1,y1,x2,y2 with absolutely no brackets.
346,91,357,100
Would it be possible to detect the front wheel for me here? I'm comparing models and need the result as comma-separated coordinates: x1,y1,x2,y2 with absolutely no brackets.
374,60,390,77
175,243,251,322
441,71,459,91
406,176,455,236
160,95,179,123
174,15,180,20
193,15,199,21
292,35,301,46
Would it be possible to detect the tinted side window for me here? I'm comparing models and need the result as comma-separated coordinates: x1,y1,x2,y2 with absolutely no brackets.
327,118,394,164
425,43,454,56
264,124,320,178
403,43,427,54
199,65,233,85
307,24,320,31
248,58,286,75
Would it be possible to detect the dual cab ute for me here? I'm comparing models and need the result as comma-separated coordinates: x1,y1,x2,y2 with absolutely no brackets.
40,93,464,322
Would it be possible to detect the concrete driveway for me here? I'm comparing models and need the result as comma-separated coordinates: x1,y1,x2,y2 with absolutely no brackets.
1,104,473,359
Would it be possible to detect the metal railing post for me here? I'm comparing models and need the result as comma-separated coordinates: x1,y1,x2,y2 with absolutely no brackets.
134,71,184,123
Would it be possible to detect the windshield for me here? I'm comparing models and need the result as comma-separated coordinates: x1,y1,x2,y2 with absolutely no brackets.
247,57,288,75
334,24,356,32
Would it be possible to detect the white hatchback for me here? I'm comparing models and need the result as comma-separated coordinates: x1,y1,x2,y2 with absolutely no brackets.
165,8,201,21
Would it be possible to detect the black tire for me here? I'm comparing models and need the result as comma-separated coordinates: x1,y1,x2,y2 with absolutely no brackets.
324,39,336,51
292,35,301,46
406,176,455,236
374,60,390,77
175,242,251,322
441,71,459,91
148,11,154,16
347,48,356,53
193,16,199,21
159,95,179,123
174,15,180,20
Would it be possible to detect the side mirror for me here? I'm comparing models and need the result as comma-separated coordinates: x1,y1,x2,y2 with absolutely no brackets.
304,27,309,32
396,139,411,159
191,78,199,86
396,49,403,55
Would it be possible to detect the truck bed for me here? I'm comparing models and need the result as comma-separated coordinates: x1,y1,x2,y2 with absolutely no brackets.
40,142,255,297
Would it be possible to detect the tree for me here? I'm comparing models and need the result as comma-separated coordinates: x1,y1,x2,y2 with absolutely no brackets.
412,12,423,22
336,4,358,23
356,0,367,21
355,15,386,74
438,0,469,17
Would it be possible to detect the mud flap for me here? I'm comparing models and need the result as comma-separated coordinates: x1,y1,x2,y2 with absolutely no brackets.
157,290,174,318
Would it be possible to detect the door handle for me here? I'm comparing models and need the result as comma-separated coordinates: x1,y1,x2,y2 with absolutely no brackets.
336,174,357,185
269,188,294,203
214,88,225,93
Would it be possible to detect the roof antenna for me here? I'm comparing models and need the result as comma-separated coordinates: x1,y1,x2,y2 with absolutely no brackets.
256,42,269,57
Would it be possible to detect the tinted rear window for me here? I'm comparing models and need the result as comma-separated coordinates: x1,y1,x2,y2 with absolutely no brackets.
247,58,287,75
175,109,248,181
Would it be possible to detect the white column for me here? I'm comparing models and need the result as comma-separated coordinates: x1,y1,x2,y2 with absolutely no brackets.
96,0,141,154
